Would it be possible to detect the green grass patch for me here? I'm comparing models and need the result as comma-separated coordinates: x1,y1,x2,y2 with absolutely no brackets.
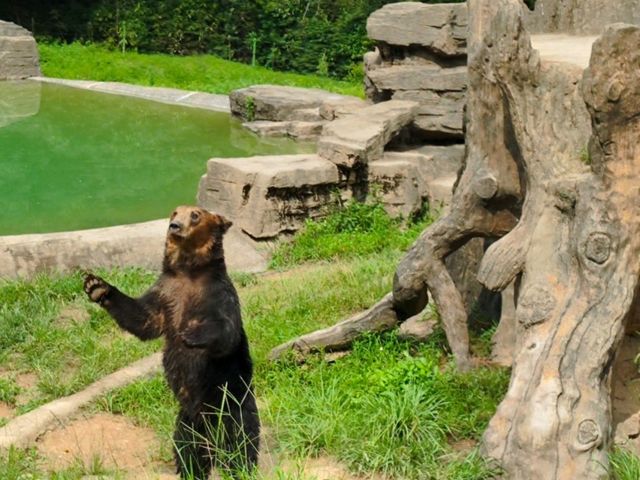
0,204,507,478
39,42,363,97
270,200,432,268
263,333,508,479
0,269,159,411
610,448,640,480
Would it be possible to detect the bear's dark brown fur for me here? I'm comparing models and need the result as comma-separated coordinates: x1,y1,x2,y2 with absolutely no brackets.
84,206,259,480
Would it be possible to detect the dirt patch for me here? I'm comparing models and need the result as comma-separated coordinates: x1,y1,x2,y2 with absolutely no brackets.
285,456,384,480
36,412,169,478
56,304,90,327
0,402,15,420
15,371,37,390
449,438,477,454
14,371,39,406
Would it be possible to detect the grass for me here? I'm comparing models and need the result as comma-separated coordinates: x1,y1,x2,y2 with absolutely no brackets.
610,448,640,480
0,269,161,411
38,42,363,98
270,199,433,268
2,202,637,478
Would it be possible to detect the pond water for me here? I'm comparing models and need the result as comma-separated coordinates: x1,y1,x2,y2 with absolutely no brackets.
0,81,309,235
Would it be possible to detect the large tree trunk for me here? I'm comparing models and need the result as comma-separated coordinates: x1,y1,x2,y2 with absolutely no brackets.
471,2,640,478
270,2,640,476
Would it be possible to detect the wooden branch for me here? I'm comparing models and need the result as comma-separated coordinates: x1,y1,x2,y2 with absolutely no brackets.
269,294,399,361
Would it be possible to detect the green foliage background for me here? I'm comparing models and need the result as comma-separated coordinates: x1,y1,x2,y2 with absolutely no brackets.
2,0,464,78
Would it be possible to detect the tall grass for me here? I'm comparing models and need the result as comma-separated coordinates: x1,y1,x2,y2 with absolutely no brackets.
38,42,363,97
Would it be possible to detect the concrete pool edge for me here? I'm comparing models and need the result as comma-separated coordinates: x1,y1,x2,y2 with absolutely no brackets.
0,220,269,279
30,76,231,112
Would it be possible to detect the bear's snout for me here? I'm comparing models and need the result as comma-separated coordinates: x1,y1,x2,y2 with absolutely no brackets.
169,221,183,234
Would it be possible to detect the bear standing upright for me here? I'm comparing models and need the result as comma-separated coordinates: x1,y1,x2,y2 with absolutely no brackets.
83,206,259,480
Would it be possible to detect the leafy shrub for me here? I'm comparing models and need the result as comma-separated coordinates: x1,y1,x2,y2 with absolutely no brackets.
270,199,433,267
2,0,465,79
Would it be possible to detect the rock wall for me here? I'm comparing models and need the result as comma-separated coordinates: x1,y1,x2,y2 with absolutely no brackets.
364,2,467,141
207,3,470,239
526,0,640,34
0,21,40,80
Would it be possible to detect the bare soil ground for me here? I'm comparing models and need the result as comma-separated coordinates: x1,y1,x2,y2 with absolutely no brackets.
35,411,379,480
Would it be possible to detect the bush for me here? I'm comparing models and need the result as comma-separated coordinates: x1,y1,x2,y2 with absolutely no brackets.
1,0,465,79
270,198,433,268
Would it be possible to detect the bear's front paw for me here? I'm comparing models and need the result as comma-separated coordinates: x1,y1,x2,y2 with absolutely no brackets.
83,274,111,304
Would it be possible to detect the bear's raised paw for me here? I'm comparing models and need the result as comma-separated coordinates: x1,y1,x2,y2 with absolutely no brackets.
84,274,111,304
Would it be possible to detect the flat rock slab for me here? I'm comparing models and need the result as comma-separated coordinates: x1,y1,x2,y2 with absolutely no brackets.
367,64,467,92
368,157,422,218
526,0,640,35
243,119,325,140
230,84,359,122
530,34,598,69
318,100,419,167
198,154,341,239
366,66,466,139
0,20,32,37
0,21,40,80
381,144,464,207
367,2,468,56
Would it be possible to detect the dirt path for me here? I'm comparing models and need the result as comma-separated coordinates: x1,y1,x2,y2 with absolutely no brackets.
35,411,378,480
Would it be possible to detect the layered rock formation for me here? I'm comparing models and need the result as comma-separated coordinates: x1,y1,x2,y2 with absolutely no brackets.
364,2,467,141
526,0,640,34
208,3,470,239
229,85,367,141
0,20,40,80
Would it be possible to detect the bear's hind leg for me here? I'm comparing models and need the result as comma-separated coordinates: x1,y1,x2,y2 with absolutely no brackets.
174,410,213,480
220,398,260,477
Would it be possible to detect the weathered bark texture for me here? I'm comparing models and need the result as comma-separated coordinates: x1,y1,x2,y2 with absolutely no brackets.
473,4,640,479
269,0,640,476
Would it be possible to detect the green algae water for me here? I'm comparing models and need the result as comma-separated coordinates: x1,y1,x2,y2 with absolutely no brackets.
0,81,309,235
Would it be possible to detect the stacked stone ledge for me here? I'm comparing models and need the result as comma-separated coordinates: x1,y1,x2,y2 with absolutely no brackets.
199,2,468,239
365,2,467,141
0,20,40,80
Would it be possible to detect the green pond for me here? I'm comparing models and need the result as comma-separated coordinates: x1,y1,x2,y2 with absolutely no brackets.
0,81,309,235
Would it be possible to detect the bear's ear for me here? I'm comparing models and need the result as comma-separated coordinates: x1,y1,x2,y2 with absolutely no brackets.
218,215,233,234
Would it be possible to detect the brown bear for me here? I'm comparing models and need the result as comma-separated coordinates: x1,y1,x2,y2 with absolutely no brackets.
83,206,259,480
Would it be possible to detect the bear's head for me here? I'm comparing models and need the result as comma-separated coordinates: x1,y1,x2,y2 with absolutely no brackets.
164,205,233,271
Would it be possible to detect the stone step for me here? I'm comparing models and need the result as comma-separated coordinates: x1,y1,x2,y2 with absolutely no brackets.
382,145,464,208
229,85,357,122
368,157,422,218
367,2,467,57
198,154,341,239
427,174,458,209
367,64,467,92
288,107,322,122
318,100,419,167
392,89,464,140
243,120,324,141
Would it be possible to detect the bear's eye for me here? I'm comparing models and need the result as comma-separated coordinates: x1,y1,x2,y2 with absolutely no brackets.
190,211,200,222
